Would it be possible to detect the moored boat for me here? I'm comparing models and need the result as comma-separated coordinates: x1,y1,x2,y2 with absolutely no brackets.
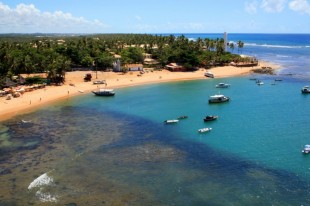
204,115,218,122
178,115,188,119
302,145,310,154
256,80,264,85
208,94,230,103
198,127,212,133
216,83,230,88
92,89,115,96
164,119,179,124
301,86,310,94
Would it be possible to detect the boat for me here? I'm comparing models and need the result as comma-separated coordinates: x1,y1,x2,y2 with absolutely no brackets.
204,72,214,78
164,119,179,124
204,115,218,122
302,145,310,154
93,80,106,84
274,79,282,81
198,127,212,133
208,94,230,103
92,89,115,96
301,86,310,94
177,116,188,119
256,80,264,85
216,83,230,88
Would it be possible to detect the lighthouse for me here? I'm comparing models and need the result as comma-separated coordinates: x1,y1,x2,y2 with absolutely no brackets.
224,32,228,52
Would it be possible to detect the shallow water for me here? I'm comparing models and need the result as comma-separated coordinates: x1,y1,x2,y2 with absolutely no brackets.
2,33,310,205
1,76,310,205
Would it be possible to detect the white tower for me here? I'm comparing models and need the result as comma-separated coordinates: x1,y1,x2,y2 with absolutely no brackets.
224,32,228,52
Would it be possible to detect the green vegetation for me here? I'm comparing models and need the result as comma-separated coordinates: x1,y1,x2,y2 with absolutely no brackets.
0,33,245,88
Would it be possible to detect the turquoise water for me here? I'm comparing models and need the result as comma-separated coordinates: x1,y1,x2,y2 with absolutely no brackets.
1,33,310,205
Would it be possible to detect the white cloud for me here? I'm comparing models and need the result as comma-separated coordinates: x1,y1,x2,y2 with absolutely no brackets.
245,1,259,14
260,0,287,12
135,15,142,21
289,0,310,15
0,3,109,33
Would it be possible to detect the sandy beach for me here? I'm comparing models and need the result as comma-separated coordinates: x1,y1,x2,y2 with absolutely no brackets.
0,62,278,121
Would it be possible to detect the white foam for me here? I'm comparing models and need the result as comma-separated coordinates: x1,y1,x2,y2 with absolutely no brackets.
28,173,53,189
35,188,58,202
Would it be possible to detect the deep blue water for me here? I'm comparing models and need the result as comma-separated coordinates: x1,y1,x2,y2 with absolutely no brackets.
1,33,310,205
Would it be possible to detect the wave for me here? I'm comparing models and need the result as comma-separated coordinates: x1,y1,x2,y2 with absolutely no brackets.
28,172,53,189
245,43,309,49
28,171,58,202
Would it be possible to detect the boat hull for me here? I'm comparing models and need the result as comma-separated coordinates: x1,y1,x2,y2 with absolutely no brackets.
208,97,230,103
204,116,218,121
92,91,115,96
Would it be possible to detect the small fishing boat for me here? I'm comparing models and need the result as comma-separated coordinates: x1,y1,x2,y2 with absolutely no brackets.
204,115,218,122
204,72,214,78
92,89,115,96
302,145,310,154
216,83,230,88
256,80,264,85
198,127,212,133
164,119,179,124
301,86,310,94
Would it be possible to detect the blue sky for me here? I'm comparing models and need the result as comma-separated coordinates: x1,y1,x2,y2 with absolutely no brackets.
0,0,309,33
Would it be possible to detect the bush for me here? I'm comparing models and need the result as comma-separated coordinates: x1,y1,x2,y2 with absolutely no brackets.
25,76,46,84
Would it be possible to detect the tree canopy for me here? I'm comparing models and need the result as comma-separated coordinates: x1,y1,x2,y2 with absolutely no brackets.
0,33,246,88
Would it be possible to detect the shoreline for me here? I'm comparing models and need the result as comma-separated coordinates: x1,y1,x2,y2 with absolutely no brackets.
0,61,279,122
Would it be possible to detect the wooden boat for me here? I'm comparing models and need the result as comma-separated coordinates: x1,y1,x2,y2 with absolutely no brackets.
204,115,218,122
92,89,115,96
204,72,214,78
178,115,188,119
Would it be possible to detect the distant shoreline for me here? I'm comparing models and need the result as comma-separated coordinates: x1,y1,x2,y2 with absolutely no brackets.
0,61,280,122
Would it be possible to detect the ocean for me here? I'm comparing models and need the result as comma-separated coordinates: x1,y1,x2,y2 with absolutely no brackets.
1,33,310,205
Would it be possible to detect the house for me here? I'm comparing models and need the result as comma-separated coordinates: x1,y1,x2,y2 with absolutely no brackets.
125,64,144,71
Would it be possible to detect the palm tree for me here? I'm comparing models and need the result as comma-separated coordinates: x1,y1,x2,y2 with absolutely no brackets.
237,40,244,54
229,42,235,53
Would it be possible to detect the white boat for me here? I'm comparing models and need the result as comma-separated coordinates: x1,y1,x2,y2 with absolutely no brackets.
301,86,310,94
93,80,106,84
216,83,230,88
164,119,179,124
204,72,214,78
256,80,264,85
92,89,115,96
208,94,230,103
198,127,212,133
302,145,310,154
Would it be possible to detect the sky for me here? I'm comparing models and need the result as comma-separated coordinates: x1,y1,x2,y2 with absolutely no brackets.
0,0,309,34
